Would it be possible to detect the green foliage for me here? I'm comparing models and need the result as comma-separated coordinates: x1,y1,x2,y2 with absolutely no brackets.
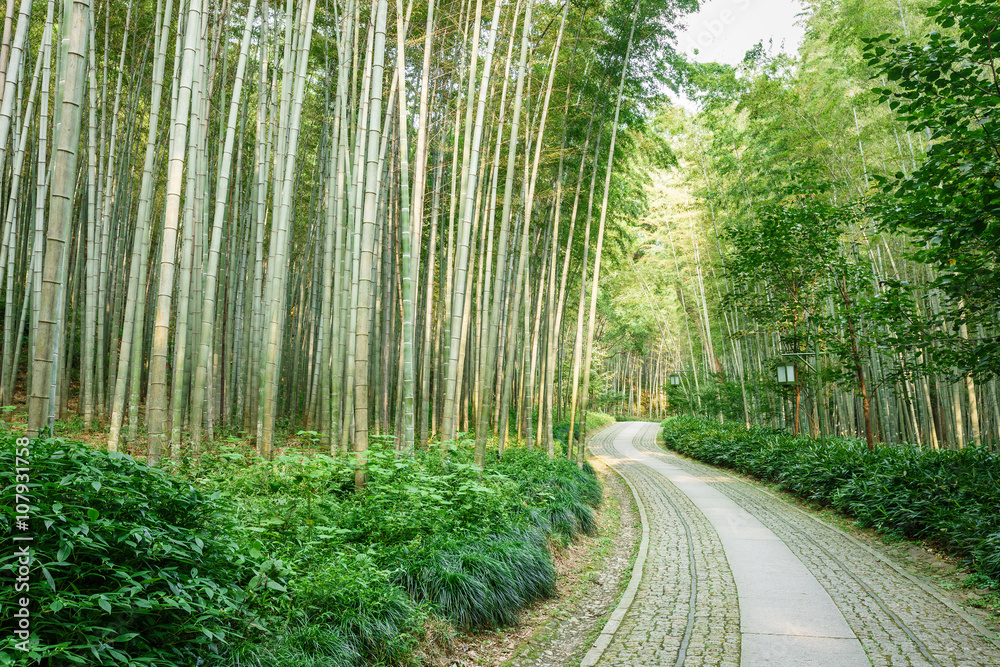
552,411,615,447
199,450,430,667
725,201,845,330
721,195,926,407
662,417,1000,581
194,439,603,662
383,443,602,630
348,448,513,547
398,530,555,630
233,552,420,667
495,447,603,540
0,437,253,666
587,411,616,431
0,432,605,667
863,0,1000,377
696,377,746,422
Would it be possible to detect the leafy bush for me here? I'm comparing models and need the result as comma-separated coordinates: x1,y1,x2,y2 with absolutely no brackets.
0,437,254,666
234,551,420,667
211,441,604,560
697,378,746,422
196,438,604,663
376,446,598,629
494,447,602,544
348,448,515,546
661,417,1000,581
0,434,607,667
211,446,519,552
398,529,555,630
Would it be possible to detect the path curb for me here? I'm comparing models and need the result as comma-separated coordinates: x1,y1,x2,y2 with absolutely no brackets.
580,436,652,667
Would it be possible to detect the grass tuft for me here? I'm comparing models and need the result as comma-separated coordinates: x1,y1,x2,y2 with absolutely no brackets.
398,530,556,630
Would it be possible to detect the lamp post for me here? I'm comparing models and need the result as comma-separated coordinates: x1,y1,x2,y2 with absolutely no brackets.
778,350,826,446
775,360,798,435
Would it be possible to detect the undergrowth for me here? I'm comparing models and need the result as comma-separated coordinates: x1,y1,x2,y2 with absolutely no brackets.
552,411,615,448
661,417,1000,590
2,431,607,666
0,438,253,666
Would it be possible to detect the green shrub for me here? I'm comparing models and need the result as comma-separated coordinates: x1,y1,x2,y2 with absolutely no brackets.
0,437,254,666
0,433,608,667
233,620,362,667
349,448,515,546
212,445,520,552
661,417,1000,582
397,529,555,630
211,439,600,645
492,448,602,547
587,412,615,430
235,552,419,667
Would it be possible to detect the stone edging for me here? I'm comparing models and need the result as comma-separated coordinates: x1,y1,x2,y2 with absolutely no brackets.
579,433,652,667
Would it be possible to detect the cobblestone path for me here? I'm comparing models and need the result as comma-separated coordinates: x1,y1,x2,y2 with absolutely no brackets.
582,422,1000,667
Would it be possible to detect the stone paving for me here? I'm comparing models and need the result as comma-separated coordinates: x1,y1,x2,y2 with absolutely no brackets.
584,422,1000,667
586,423,740,667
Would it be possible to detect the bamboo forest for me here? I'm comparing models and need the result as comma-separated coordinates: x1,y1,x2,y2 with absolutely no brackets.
1,0,999,664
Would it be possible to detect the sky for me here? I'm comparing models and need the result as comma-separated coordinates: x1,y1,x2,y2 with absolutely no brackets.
670,0,809,109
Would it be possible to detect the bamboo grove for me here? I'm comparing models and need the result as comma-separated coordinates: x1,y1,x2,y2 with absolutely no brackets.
594,0,1000,451
1,0,697,471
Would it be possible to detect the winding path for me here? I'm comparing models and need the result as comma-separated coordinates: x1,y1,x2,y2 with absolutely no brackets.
581,422,1000,667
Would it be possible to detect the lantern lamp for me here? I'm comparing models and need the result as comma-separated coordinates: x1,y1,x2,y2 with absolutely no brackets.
776,364,796,384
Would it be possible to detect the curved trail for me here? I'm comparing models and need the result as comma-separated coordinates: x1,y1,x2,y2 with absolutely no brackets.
582,422,1000,667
